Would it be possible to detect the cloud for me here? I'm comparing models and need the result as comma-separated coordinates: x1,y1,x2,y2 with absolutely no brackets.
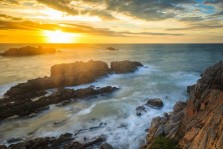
34,0,199,21
0,15,184,37
167,20,223,31
37,0,78,15
0,14,23,21
0,0,19,5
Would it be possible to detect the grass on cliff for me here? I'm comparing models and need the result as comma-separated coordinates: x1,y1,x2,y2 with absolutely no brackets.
149,135,180,149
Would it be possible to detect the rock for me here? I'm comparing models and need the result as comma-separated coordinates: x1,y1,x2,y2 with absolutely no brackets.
7,138,22,143
4,60,142,100
111,60,143,73
136,105,146,116
5,60,111,99
187,85,195,94
144,61,223,149
104,47,118,51
146,98,163,108
0,145,7,149
173,101,187,113
164,112,169,118
0,46,56,56
100,142,114,149
0,86,118,120
50,60,111,85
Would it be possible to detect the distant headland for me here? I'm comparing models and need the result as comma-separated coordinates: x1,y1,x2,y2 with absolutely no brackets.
0,46,56,56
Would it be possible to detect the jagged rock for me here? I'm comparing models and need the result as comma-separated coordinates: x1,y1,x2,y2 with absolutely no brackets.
0,145,7,149
7,138,22,143
100,142,114,149
144,61,223,149
136,105,146,116
173,101,187,113
110,60,143,73
146,98,164,108
0,86,118,120
5,60,142,99
187,85,195,94
0,46,56,56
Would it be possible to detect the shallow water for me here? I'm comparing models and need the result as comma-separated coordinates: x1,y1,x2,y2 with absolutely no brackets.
0,44,222,148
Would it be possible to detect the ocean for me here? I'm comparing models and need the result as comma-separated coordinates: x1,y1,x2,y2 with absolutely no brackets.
0,44,222,148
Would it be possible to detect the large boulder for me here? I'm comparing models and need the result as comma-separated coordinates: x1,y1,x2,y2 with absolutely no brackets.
110,60,143,73
146,98,164,108
50,60,111,84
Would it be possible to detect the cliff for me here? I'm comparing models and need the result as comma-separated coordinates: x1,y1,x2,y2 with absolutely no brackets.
143,61,223,149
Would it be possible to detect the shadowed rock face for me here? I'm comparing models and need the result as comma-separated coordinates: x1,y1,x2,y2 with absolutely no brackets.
111,60,143,73
5,60,142,99
0,46,56,56
0,86,118,121
143,61,223,149
0,133,105,149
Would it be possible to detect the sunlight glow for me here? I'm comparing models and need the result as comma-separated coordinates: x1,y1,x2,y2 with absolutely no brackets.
43,30,79,43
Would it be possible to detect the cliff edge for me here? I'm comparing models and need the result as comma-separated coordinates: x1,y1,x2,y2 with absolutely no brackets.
143,61,223,149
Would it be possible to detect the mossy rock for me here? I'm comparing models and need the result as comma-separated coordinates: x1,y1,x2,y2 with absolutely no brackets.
149,135,180,149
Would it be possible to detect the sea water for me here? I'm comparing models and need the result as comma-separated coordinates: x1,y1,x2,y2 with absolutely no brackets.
0,44,222,148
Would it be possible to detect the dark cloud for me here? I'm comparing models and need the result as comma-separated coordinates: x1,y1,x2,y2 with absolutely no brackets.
35,0,197,21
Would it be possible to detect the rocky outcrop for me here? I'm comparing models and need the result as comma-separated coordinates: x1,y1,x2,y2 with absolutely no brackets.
111,60,143,73
0,86,118,121
0,46,56,56
143,61,223,149
104,47,118,51
4,60,142,99
0,133,105,149
50,60,111,86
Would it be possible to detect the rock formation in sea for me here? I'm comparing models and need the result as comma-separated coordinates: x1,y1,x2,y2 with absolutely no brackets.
103,47,118,51
5,60,143,99
142,61,223,149
0,46,56,56
0,60,142,121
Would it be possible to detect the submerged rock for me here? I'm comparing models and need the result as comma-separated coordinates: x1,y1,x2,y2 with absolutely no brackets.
100,142,114,149
0,46,56,56
143,61,223,149
136,105,146,116
146,98,164,108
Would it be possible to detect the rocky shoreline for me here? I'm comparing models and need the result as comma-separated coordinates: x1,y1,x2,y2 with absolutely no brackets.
1,60,222,149
142,61,223,149
0,60,143,149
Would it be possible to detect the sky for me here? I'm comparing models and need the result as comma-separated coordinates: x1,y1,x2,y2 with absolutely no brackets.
0,0,222,43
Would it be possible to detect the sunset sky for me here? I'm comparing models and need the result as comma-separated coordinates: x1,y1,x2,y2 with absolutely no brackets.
0,0,223,43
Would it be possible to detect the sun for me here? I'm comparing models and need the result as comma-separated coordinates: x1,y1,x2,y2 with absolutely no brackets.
43,30,79,43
